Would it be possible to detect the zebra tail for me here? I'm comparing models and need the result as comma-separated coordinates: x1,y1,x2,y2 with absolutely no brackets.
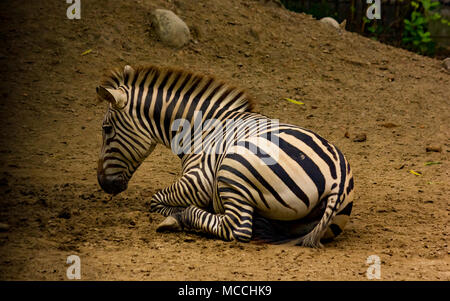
287,193,342,248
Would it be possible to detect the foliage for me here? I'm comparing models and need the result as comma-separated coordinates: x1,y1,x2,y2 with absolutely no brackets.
402,0,449,56
281,0,450,57
363,16,384,41
281,0,340,21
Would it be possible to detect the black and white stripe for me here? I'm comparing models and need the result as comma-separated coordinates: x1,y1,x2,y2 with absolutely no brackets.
96,65,355,247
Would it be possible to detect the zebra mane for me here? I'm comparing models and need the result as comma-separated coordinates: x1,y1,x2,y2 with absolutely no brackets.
99,65,255,113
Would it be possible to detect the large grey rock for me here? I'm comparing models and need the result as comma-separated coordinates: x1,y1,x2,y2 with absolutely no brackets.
150,9,190,48
320,17,346,30
443,58,450,71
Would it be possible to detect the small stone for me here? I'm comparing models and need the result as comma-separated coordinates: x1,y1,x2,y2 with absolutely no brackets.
425,145,442,152
248,27,260,41
0,223,10,232
353,133,367,142
380,122,398,128
0,177,8,187
150,9,190,48
38,198,48,207
57,208,71,219
425,145,442,153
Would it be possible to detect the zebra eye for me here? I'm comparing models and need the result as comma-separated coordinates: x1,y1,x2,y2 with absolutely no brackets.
102,124,113,135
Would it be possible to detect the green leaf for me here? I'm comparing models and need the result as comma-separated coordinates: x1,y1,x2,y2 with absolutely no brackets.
431,13,441,21
430,1,440,9
284,98,305,105
416,17,425,25
402,37,413,44
419,31,431,38
424,161,442,166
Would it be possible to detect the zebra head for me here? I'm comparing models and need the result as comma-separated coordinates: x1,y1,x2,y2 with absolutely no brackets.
96,65,156,195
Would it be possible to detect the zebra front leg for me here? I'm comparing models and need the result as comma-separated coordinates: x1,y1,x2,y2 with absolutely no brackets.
165,200,255,242
149,169,212,217
150,192,186,217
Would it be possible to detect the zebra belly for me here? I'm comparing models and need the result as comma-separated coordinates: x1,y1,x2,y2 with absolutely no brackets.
217,130,335,221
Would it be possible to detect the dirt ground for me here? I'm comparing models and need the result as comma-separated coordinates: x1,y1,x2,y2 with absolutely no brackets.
0,0,448,281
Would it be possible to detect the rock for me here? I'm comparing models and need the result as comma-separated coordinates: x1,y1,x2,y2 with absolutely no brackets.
425,145,442,152
443,58,450,71
380,122,398,128
150,9,190,48
57,207,71,219
0,177,8,187
353,133,367,142
189,25,203,41
248,27,260,41
320,17,346,30
0,223,10,232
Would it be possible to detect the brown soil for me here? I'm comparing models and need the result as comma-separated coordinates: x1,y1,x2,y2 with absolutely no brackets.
0,0,448,281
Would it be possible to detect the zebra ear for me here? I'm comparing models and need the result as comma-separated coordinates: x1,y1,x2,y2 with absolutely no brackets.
96,86,127,109
124,65,134,76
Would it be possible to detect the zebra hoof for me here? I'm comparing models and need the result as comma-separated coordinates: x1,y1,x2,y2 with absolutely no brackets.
156,216,182,232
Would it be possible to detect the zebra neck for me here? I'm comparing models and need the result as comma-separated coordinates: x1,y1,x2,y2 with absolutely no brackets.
145,93,244,160
126,65,254,155
143,93,250,158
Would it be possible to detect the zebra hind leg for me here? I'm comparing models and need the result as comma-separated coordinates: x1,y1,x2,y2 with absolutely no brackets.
251,196,327,244
252,196,353,247
251,214,320,244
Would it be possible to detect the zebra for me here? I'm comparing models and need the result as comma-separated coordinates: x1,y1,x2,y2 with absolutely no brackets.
96,65,355,247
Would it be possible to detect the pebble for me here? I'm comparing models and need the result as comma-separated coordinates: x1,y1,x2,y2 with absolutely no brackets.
425,145,442,152
353,133,367,142
380,122,398,128
0,223,10,232
57,208,71,219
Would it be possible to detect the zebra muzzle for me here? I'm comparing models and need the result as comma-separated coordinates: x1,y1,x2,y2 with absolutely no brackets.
98,172,128,195
97,160,128,195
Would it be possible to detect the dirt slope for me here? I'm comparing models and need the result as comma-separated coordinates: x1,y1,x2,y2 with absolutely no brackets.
0,0,448,280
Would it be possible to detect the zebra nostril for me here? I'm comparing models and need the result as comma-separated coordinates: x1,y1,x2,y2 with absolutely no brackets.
98,173,128,195
112,175,127,193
